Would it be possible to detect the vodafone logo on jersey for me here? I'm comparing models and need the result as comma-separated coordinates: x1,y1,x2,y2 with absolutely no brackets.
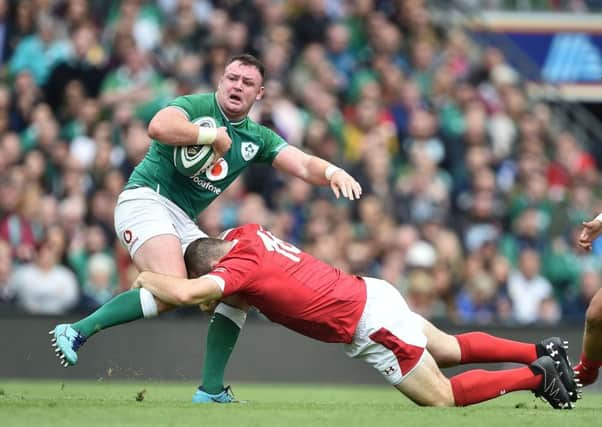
205,158,229,181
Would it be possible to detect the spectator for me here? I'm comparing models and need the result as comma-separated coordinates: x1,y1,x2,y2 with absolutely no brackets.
293,0,331,49
0,239,14,302
0,0,12,64
507,249,554,324
100,44,172,124
80,252,118,310
9,13,71,85
44,23,108,113
10,238,79,315
456,271,499,324
325,22,357,88
0,172,38,263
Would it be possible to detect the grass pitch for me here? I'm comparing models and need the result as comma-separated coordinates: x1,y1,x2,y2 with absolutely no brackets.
0,380,599,427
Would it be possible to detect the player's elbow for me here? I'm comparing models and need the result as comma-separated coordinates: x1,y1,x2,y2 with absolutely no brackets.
147,116,165,141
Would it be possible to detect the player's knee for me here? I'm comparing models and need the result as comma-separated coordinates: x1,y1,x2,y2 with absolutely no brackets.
419,390,454,407
430,388,455,407
586,304,602,328
398,372,455,407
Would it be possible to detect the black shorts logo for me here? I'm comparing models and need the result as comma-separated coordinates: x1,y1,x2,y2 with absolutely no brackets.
384,366,396,376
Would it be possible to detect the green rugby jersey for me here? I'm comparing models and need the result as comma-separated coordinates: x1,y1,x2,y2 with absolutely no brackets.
125,93,288,219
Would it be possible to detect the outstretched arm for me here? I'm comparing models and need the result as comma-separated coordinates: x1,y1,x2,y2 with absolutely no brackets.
578,214,602,251
132,272,223,306
272,146,362,200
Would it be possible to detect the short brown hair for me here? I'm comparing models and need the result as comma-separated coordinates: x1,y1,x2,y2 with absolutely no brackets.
184,237,231,278
226,53,265,81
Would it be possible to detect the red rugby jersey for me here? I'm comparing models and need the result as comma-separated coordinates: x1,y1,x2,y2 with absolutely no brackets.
207,224,367,343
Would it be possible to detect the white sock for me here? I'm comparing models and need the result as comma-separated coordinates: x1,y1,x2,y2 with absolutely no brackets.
214,303,247,329
139,288,158,318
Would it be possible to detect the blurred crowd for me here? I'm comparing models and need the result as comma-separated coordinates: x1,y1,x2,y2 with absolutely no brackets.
0,0,601,326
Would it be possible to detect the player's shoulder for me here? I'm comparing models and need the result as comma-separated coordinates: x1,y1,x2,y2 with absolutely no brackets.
168,92,214,115
182,91,212,99
172,92,213,105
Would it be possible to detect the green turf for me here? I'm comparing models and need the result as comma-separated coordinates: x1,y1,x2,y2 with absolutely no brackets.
0,380,599,427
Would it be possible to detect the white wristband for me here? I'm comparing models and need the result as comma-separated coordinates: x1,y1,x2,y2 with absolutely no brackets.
595,213,602,224
324,164,341,181
196,127,217,145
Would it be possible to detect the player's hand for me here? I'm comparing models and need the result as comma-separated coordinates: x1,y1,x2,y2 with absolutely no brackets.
330,169,362,201
578,217,602,251
212,127,232,164
130,277,142,290
199,301,218,313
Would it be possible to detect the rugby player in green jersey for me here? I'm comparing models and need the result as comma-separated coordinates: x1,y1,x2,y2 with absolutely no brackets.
50,54,362,403
574,215,602,387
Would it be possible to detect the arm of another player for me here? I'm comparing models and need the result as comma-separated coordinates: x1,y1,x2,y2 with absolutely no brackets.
273,146,362,200
147,107,231,159
578,213,602,251
132,271,224,306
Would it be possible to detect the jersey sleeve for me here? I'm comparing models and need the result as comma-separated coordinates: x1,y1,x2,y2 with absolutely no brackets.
167,95,195,120
254,126,288,164
168,93,214,121
207,241,261,297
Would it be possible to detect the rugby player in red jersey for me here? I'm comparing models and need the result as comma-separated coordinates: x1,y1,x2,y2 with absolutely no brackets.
132,224,579,408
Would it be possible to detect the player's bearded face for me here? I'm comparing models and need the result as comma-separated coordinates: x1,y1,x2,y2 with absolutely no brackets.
217,61,264,120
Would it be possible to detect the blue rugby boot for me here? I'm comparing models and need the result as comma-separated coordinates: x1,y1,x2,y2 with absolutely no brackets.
50,324,87,367
192,385,238,403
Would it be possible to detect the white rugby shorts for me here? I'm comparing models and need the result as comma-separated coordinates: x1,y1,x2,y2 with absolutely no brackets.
114,187,207,257
344,277,427,385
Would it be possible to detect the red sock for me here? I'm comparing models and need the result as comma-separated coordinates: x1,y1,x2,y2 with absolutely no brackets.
574,353,601,386
456,332,537,364
450,367,541,406
579,352,602,370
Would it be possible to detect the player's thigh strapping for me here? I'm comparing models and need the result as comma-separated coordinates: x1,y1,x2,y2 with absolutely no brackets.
114,187,207,257
344,277,427,385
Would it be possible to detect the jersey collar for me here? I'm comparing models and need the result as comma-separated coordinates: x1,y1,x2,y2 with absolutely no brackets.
214,93,247,127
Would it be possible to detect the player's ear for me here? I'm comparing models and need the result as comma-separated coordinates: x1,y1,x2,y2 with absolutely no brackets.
256,85,264,101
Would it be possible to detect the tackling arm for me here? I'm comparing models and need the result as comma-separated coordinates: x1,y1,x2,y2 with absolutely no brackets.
134,271,224,306
272,146,362,200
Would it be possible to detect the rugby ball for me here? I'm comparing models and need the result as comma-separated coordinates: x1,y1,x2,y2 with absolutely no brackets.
173,117,216,176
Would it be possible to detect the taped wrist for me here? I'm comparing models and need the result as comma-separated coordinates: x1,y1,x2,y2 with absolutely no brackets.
324,164,341,181
196,127,217,145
